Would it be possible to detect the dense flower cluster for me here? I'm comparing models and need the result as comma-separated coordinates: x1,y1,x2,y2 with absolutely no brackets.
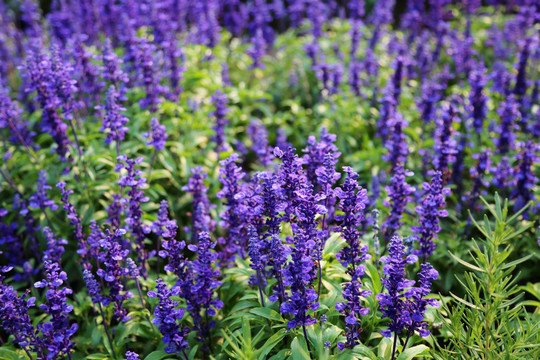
0,275,38,357
210,90,230,153
144,117,168,151
182,167,215,241
413,171,450,261
148,279,189,355
377,235,438,342
383,164,415,240
116,155,150,276
98,85,129,151
335,167,371,350
34,261,78,359
0,1,537,359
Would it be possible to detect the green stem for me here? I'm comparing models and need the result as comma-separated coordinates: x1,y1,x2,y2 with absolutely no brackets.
390,332,398,360
98,302,117,360
302,325,314,360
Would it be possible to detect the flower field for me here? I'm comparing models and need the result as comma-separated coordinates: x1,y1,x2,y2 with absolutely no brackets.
0,1,539,359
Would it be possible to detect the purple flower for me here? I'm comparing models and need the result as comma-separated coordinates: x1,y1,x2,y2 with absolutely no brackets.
22,49,71,160
0,212,27,275
20,0,42,40
183,167,215,241
276,147,307,220
125,351,140,360
221,1,247,37
217,154,248,261
96,228,133,322
383,112,408,170
83,269,102,304
157,212,189,281
133,37,163,111
66,34,105,109
469,64,488,133
42,227,67,264
513,38,531,100
461,151,491,213
376,235,417,338
275,129,290,151
281,182,324,329
29,170,58,212
491,156,513,190
34,261,78,359
183,232,223,347
511,141,539,218
433,103,458,178
190,2,221,49
247,120,273,166
248,225,266,273
306,0,327,39
412,171,450,261
247,0,274,69
417,78,443,124
302,127,339,188
210,89,230,153
106,194,123,230
56,181,89,266
97,85,129,148
0,275,39,355
257,171,286,237
495,95,520,155
382,164,415,239
348,60,362,97
0,84,35,148
116,156,150,276
334,167,372,350
314,61,343,96
100,38,128,100
402,263,439,337
163,34,186,100
144,117,168,151
148,279,189,355
316,152,341,227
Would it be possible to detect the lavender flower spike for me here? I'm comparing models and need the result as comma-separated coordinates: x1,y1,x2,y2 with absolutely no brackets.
182,167,215,241
0,275,40,357
382,164,415,240
28,170,58,212
183,231,223,351
376,234,417,338
403,263,440,338
148,279,189,355
412,171,450,261
125,351,141,360
210,89,230,153
335,167,372,350
98,85,129,154
34,261,78,359
144,117,168,151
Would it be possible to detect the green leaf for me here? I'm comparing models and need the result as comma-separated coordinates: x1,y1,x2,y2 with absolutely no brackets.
396,345,429,360
448,251,485,273
250,307,283,322
378,337,393,359
0,348,22,360
258,329,288,359
291,337,311,360
144,350,170,360
501,254,534,270
86,355,110,360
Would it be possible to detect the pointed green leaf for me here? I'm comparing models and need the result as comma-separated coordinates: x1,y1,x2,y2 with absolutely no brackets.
396,345,429,360
250,307,283,322
258,329,288,360
291,337,311,360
